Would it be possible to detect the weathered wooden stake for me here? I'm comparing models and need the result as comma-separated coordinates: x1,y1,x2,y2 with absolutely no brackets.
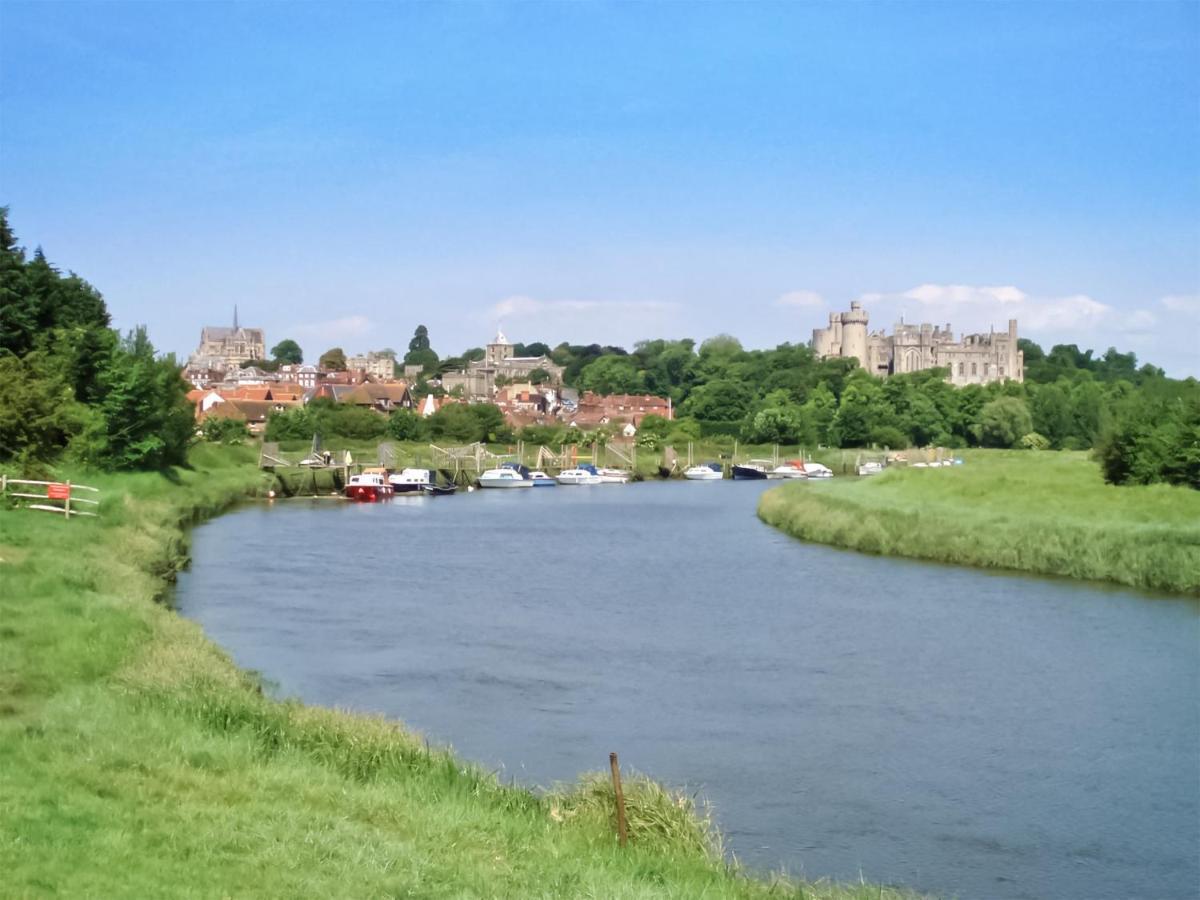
609,751,628,847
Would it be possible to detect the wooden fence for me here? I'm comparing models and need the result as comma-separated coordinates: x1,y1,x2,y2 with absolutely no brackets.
1,476,100,518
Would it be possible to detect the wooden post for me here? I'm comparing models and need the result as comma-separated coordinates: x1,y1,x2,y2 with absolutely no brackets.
64,480,71,519
609,752,628,847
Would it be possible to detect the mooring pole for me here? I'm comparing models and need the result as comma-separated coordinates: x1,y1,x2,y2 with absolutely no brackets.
609,752,628,847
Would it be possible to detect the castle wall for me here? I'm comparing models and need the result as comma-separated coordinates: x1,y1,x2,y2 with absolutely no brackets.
810,305,1022,385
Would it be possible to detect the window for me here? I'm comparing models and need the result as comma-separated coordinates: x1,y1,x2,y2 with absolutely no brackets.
971,362,977,376
984,363,990,376
958,362,964,375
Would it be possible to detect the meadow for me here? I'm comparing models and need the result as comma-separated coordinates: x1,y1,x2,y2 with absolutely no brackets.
758,450,1200,596
0,443,921,898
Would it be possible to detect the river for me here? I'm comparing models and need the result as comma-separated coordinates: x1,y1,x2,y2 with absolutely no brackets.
174,480,1200,900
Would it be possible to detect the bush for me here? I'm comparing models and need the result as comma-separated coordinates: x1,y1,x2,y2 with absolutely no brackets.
202,417,250,444
1020,431,1051,450
978,397,1033,448
868,425,909,450
387,409,426,441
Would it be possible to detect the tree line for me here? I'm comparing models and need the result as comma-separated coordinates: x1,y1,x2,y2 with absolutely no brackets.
0,209,193,472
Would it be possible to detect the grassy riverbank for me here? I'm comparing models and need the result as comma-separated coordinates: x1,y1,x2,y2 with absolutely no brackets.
1,444,920,897
758,450,1200,596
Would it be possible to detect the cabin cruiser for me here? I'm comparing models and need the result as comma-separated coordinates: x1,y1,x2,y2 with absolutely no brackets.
388,467,433,494
596,466,631,484
556,467,603,485
770,461,809,479
684,462,723,481
478,467,533,488
344,472,393,502
389,467,457,495
803,462,834,478
857,461,884,476
529,471,557,486
731,460,772,480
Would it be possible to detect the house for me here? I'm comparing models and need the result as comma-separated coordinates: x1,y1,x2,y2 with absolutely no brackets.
277,364,319,389
340,382,413,413
573,392,673,427
199,397,299,435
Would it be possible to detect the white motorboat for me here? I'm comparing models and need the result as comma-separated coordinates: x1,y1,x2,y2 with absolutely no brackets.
770,461,809,479
802,462,833,478
597,467,631,484
684,463,723,481
478,468,533,488
857,461,884,476
556,468,603,485
529,471,557,486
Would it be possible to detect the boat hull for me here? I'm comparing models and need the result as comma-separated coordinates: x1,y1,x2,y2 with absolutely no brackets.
344,484,392,502
731,465,768,480
479,479,533,488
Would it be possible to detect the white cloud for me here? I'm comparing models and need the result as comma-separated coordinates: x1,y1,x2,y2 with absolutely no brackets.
288,315,373,344
853,283,1114,335
1160,294,1200,316
775,289,826,309
490,295,679,319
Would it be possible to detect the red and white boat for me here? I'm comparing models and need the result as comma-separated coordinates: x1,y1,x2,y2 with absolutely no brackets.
344,472,394,502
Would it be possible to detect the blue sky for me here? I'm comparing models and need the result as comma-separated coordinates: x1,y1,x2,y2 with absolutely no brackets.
2,1,1197,375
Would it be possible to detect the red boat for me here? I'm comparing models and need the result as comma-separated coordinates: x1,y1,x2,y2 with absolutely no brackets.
343,472,394,502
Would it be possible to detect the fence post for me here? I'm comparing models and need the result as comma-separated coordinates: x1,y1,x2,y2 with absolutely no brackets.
65,480,71,518
609,752,628,847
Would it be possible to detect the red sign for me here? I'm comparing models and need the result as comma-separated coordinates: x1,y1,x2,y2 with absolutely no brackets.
46,483,71,501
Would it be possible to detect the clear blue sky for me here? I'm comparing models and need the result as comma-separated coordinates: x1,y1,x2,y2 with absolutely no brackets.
2,1,1197,375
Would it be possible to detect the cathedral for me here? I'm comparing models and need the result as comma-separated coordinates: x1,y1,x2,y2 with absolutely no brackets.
811,302,1023,386
188,308,266,372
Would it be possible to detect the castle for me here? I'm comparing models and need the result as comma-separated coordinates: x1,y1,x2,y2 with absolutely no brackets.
187,307,265,372
811,302,1023,386
440,329,565,398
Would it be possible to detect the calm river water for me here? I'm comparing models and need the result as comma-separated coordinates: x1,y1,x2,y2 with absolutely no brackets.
175,481,1199,900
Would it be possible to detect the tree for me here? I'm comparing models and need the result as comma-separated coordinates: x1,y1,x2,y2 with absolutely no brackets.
79,327,194,469
271,339,303,365
528,367,551,385
319,347,347,371
409,325,431,353
387,409,426,441
978,397,1033,448
578,355,642,395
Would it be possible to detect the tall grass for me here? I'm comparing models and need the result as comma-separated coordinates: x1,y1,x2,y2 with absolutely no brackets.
1,444,926,898
758,450,1200,595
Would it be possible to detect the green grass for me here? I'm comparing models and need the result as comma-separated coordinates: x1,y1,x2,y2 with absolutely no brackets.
1,443,924,898
758,450,1200,596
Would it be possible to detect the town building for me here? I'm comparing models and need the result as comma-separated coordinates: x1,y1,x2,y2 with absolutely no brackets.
440,330,565,399
187,307,266,372
568,392,673,429
811,301,1023,386
345,352,397,381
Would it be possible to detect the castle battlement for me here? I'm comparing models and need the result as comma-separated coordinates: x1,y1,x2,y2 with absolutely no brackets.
811,303,1022,385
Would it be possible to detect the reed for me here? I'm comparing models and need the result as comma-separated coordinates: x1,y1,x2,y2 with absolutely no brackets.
758,450,1200,596
0,444,927,898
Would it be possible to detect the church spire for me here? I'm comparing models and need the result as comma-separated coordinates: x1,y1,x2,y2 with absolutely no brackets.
234,304,239,330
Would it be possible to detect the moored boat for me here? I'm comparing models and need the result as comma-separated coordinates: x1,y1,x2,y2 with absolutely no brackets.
684,462,723,481
803,462,834,478
479,468,533,488
344,472,394,502
389,467,433,493
529,471,557,486
770,460,809,479
857,461,884,476
596,466,631,484
732,460,771,480
556,467,602,485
